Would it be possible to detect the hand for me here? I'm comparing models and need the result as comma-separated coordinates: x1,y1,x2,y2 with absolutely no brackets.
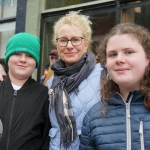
0,64,6,81
0,73,5,81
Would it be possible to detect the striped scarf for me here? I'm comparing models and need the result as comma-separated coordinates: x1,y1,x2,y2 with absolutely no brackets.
49,52,96,147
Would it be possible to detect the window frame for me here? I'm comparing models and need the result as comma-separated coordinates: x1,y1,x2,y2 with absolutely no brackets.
0,0,27,33
0,0,27,66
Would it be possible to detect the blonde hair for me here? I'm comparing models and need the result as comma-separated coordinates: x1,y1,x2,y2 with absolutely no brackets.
52,11,92,50
99,23,150,110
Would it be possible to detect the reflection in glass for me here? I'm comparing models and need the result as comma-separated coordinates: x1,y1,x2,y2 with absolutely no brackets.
41,15,61,76
0,0,17,19
0,22,16,58
84,7,116,55
122,5,150,30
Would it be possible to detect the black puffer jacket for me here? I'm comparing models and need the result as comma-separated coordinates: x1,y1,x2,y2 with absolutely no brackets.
0,75,50,150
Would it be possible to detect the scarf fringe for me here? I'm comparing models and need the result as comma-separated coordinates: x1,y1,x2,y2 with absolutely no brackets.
60,123,77,148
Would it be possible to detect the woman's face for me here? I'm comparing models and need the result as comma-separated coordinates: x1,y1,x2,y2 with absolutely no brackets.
106,34,150,91
56,24,88,67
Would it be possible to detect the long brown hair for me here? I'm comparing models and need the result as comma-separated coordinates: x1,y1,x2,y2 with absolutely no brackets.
99,23,150,110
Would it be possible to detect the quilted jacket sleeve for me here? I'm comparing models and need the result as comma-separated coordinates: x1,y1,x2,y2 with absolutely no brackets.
79,114,96,150
45,75,54,88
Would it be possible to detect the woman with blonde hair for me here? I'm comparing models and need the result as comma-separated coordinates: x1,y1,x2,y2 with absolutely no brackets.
46,11,102,149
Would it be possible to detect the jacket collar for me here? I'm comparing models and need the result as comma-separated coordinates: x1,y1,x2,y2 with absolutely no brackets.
5,75,32,91
107,91,144,106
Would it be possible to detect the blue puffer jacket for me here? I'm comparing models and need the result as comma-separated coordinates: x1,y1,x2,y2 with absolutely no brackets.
80,91,150,150
46,63,102,150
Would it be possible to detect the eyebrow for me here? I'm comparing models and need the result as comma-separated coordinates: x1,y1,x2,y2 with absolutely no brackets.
107,48,133,52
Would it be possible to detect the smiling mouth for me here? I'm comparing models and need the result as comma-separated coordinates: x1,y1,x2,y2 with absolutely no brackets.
115,69,129,74
115,68,129,71
65,52,76,56
18,65,27,68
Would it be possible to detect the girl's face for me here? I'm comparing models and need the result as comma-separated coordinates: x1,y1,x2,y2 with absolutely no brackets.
56,24,88,67
106,34,150,91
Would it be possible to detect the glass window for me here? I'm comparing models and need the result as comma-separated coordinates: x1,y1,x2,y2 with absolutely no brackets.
0,0,17,19
0,22,16,58
84,7,116,54
46,0,99,9
121,4,150,29
41,15,61,76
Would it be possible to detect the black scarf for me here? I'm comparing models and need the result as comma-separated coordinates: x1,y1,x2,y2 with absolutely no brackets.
49,52,96,147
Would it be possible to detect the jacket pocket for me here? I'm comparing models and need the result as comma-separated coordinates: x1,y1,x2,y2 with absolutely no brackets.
49,128,61,149
139,121,144,150
49,128,58,138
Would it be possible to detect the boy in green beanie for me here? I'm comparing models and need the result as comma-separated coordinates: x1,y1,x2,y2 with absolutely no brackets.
0,33,50,150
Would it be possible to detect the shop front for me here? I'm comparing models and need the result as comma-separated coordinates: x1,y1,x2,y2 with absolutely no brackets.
1,0,150,81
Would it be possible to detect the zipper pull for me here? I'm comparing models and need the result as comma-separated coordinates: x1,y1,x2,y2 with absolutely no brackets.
14,90,17,96
139,121,143,135
139,121,144,150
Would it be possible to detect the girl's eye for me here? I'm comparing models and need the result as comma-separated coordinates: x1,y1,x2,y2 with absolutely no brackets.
126,51,133,55
108,53,117,57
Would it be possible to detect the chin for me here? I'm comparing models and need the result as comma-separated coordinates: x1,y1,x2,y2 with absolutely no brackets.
117,81,130,86
65,60,77,67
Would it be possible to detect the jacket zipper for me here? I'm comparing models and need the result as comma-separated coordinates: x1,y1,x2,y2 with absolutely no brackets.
6,90,17,150
126,101,131,150
139,121,144,150
124,94,133,150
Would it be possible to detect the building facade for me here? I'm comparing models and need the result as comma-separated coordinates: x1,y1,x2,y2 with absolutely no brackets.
0,0,150,80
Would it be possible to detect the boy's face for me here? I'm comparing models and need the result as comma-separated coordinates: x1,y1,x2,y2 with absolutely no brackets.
8,52,36,80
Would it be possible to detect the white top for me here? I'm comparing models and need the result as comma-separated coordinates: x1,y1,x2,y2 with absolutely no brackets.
12,83,21,90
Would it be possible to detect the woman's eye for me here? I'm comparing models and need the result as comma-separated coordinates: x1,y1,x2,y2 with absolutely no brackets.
72,38,79,42
60,39,67,43
61,40,65,42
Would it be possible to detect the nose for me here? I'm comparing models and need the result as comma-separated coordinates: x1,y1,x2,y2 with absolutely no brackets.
116,53,125,64
66,40,74,48
20,54,26,62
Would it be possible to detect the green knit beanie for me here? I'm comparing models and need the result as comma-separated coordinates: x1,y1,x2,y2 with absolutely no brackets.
5,32,40,68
